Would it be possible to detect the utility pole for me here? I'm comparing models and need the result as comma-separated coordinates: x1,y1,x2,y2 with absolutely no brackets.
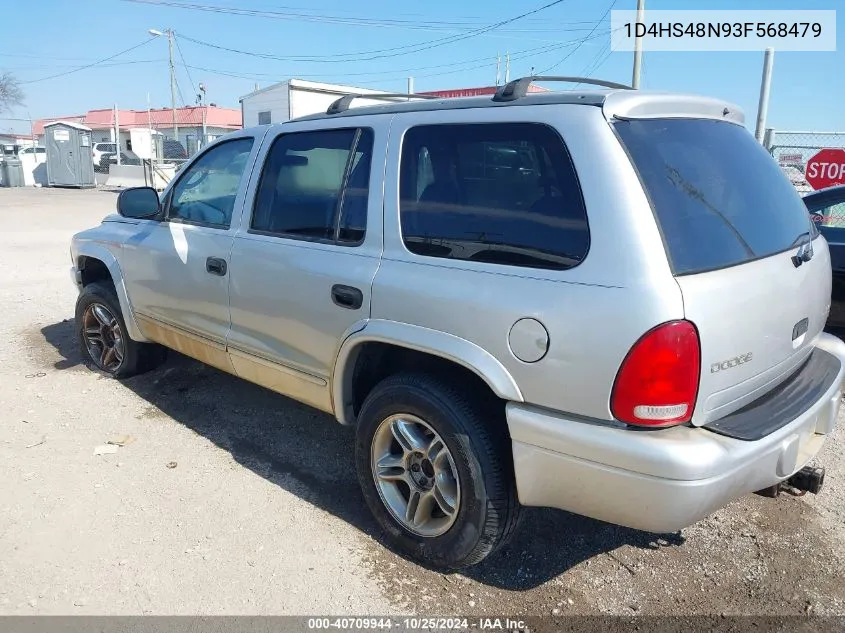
631,0,645,88
407,76,414,95
113,104,120,166
167,30,178,145
505,52,511,83
495,53,501,86
198,82,207,148
149,28,178,145
755,48,775,143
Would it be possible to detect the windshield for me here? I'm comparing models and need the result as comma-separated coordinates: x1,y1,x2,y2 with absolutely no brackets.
615,118,814,275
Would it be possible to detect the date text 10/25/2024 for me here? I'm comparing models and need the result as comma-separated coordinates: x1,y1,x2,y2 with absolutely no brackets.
307,618,528,630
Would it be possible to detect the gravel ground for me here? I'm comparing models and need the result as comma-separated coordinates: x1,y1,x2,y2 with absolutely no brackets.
1,187,844,617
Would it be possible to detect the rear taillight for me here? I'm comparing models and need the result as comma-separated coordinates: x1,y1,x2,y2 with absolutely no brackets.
611,320,700,427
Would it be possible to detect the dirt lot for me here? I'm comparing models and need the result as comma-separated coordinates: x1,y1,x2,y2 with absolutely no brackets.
1,186,844,617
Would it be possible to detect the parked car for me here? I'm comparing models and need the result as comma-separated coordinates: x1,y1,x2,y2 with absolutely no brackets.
18,146,46,158
98,152,138,172
805,184,845,328
92,142,118,170
69,78,845,569
782,164,812,193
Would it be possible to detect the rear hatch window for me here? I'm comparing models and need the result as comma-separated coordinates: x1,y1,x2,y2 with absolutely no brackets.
615,118,813,275
616,117,831,428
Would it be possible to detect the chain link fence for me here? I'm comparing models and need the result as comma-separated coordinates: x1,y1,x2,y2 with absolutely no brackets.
99,136,195,189
764,129,845,194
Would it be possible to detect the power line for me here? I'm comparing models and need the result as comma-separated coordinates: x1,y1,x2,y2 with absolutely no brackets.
183,40,571,81
122,0,580,33
181,34,607,87
176,0,572,63
174,75,188,108
538,0,616,75
20,38,157,84
5,59,164,72
173,34,197,96
0,52,103,61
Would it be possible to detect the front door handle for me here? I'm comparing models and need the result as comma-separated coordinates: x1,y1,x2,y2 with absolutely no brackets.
206,257,227,276
331,284,363,310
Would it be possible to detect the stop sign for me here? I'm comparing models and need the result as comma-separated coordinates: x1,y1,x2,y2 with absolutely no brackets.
805,148,845,190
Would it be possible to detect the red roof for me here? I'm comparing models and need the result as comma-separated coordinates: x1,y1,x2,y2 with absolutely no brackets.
34,106,241,136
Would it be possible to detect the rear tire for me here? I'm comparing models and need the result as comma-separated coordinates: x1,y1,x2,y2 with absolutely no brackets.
355,372,521,569
75,282,166,378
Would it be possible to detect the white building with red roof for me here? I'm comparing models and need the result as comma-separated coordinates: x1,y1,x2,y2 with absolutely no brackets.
33,105,242,155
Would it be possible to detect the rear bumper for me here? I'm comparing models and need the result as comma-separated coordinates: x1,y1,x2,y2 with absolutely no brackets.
508,333,845,533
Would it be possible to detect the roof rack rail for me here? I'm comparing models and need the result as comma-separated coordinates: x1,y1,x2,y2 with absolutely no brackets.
492,75,634,103
326,92,436,115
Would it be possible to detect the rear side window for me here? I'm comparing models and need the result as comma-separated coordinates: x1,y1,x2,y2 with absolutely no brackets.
251,128,373,244
399,123,589,270
615,119,813,275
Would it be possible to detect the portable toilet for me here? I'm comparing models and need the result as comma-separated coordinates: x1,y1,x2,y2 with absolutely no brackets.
45,121,95,188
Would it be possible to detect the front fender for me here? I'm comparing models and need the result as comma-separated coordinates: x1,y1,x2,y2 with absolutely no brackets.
74,241,148,343
331,319,524,424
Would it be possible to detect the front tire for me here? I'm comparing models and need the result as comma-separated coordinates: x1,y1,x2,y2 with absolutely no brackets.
75,282,166,378
355,372,521,569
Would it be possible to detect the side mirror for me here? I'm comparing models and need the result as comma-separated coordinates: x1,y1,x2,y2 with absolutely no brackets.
117,186,160,219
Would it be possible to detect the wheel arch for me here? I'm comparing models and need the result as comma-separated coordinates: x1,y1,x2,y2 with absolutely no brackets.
75,243,149,343
332,319,523,425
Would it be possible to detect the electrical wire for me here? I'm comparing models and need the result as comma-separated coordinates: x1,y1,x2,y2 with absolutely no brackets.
174,75,188,108
182,40,575,81
582,44,613,80
181,33,608,87
0,52,102,61
175,0,572,63
5,59,164,72
20,37,157,84
173,34,197,96
537,0,616,75
122,0,580,32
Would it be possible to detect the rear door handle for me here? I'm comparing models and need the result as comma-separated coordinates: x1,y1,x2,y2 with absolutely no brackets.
331,284,363,310
206,257,227,276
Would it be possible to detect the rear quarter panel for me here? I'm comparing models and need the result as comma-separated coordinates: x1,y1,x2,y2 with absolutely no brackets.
373,104,684,421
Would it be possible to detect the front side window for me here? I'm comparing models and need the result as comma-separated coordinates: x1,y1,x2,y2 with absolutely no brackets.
399,123,589,270
251,128,373,244
168,137,254,228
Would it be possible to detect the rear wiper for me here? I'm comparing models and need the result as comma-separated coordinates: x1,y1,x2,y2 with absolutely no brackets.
790,231,814,267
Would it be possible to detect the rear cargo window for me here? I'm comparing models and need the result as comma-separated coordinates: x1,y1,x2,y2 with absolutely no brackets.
615,119,814,275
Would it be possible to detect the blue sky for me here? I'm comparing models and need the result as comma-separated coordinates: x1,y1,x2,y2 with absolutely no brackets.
0,0,842,134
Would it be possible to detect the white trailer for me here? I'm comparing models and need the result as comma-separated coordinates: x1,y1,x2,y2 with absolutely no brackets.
239,79,412,127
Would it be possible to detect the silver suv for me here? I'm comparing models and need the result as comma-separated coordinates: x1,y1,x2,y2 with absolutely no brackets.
69,77,845,569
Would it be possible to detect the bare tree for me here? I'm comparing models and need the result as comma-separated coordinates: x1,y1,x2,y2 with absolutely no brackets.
0,72,24,112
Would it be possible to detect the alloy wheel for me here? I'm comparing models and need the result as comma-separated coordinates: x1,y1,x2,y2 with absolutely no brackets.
370,413,461,537
81,303,125,372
